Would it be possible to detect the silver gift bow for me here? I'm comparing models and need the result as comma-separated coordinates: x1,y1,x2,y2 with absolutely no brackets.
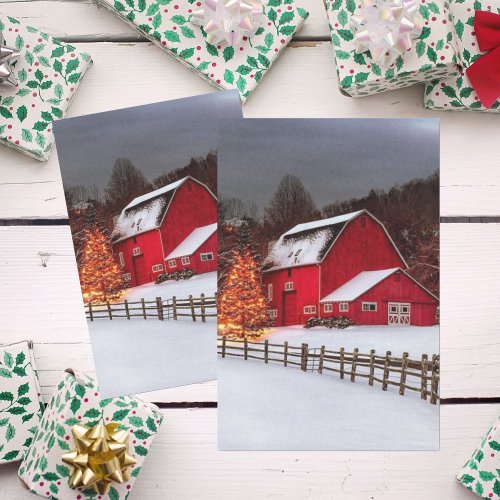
191,0,264,46
0,32,20,86
351,0,424,68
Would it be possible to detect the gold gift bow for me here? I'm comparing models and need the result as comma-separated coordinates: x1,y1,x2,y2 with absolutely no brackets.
62,422,137,495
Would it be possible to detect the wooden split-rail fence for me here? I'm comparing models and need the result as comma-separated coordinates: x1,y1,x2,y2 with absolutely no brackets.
218,337,440,405
85,294,217,322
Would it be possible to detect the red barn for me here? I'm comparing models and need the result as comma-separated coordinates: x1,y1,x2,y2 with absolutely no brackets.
262,210,438,327
111,176,217,287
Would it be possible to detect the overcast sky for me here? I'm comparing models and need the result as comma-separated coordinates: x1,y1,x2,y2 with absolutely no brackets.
54,91,242,189
219,118,439,211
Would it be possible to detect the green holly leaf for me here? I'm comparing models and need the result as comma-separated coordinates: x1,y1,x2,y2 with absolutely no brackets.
268,0,281,6
7,406,26,415
58,439,70,450
179,48,195,59
0,391,13,402
337,29,354,42
355,72,370,83
206,43,218,56
17,397,32,406
131,466,141,477
268,8,277,22
460,87,474,99
56,464,70,477
51,46,65,58
476,482,484,495
338,10,348,26
171,14,187,24
442,85,457,98
237,75,247,93
152,12,162,29
419,4,429,19
3,352,13,368
128,416,144,427
134,445,149,456
2,450,19,461
490,441,500,451
21,413,34,423
67,72,82,84
476,450,485,462
65,59,79,74
5,423,15,442
70,397,81,414
56,424,66,437
420,27,431,40
0,418,8,427
265,33,274,48
279,11,294,25
109,487,120,500
223,46,235,63
479,471,496,481
258,53,270,68
180,25,195,38
455,20,464,40
134,429,152,440
163,30,180,42
36,132,46,148
40,80,53,90
23,437,33,448
335,50,350,60
236,65,252,75
340,75,353,88
84,408,101,419
352,52,366,65
297,7,308,19
112,409,129,421
224,69,234,84
426,46,437,63
346,0,356,13
41,111,53,122
279,25,295,36
197,61,210,71
13,366,26,376
42,472,60,481
0,107,13,119
460,474,475,484
494,480,500,496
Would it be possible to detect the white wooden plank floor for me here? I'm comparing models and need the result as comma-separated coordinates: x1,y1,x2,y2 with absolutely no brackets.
0,0,499,498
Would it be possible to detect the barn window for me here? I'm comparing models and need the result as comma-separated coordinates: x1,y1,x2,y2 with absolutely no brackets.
152,264,163,273
304,305,317,314
339,302,349,312
168,259,177,268
118,252,124,267
136,218,142,229
287,268,292,278
181,256,190,265
131,221,135,228
201,252,214,261
285,282,294,291
287,251,293,258
123,273,131,281
362,302,377,312
132,247,141,256
323,303,333,313
268,284,273,301
268,309,277,319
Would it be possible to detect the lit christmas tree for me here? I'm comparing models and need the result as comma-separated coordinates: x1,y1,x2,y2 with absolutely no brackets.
218,224,269,338
79,223,126,304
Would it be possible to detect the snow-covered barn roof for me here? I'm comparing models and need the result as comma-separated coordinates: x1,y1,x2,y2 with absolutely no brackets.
262,211,364,272
165,223,217,260
111,176,214,243
262,209,407,272
320,268,399,302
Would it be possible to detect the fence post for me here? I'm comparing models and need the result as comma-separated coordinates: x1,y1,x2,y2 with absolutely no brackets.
156,297,163,320
107,301,112,320
189,295,196,322
284,341,288,367
382,350,391,391
244,338,248,360
318,345,325,374
88,303,93,322
421,354,428,400
430,354,439,405
351,348,359,382
399,352,409,396
339,348,345,379
369,349,375,386
301,343,308,372
124,300,130,320
222,336,226,358
200,293,206,323
264,340,269,364
141,298,146,319
172,296,177,321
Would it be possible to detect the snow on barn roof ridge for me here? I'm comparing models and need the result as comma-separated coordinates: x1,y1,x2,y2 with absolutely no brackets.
166,223,218,260
124,176,188,211
283,210,364,238
320,268,400,303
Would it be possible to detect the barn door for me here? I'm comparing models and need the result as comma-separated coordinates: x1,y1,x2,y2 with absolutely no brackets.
132,255,149,286
282,291,298,326
388,302,411,325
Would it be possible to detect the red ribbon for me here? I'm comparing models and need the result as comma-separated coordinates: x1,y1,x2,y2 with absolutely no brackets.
466,10,500,109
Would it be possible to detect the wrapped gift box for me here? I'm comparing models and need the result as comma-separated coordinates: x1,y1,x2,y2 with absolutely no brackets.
424,0,500,111
93,0,308,102
324,0,459,97
457,414,500,498
0,341,44,464
19,370,163,499
0,15,92,160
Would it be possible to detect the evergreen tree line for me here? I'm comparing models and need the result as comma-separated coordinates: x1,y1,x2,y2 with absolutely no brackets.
219,172,439,297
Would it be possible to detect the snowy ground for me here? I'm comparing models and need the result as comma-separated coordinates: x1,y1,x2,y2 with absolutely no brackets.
116,271,217,302
88,317,216,398
259,325,439,358
218,358,439,451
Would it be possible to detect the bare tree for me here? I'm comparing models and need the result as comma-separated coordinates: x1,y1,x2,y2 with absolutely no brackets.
105,158,151,214
219,197,259,225
264,174,319,236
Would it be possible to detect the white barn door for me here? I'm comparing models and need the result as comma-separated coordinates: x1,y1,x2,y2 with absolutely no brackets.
388,302,411,325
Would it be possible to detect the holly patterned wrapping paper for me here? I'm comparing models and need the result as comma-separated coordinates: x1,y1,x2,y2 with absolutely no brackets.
0,341,44,465
93,0,308,102
323,0,459,97
457,414,500,498
18,370,163,499
424,0,500,111
0,15,92,161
